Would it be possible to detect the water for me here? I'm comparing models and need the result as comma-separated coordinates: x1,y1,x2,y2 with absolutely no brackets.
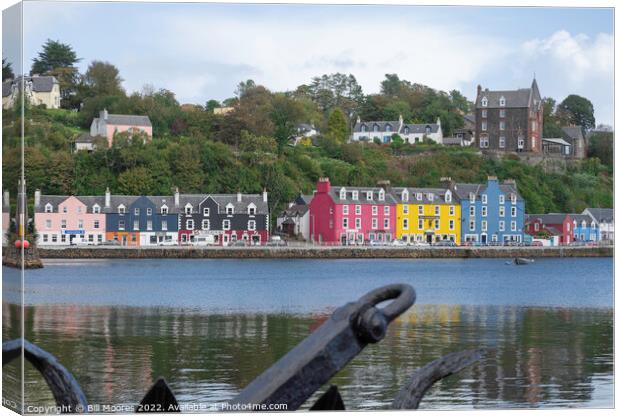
2,258,614,411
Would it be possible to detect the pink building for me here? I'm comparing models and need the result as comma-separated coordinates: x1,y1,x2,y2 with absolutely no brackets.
90,109,153,147
2,190,9,245
34,192,106,246
309,178,396,245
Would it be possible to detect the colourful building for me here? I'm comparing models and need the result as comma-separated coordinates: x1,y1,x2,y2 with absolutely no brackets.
525,213,573,245
309,178,396,245
392,187,461,244
34,192,106,245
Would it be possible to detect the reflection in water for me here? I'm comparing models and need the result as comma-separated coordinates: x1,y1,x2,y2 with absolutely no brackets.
2,302,613,410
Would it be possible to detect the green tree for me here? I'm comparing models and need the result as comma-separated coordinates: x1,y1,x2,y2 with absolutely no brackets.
270,93,305,150
2,58,14,81
542,97,563,137
235,79,256,98
117,167,155,194
557,95,595,130
81,61,124,97
326,108,348,144
31,40,81,108
588,132,613,168
206,99,221,112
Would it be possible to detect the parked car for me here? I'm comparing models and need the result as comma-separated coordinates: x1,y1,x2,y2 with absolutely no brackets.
569,240,587,246
101,240,120,246
391,239,407,247
369,240,387,246
531,241,543,247
411,241,430,247
433,240,456,247
231,240,248,247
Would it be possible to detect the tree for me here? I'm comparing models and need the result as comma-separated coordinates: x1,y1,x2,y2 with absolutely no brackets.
235,79,256,98
270,93,305,150
557,95,595,130
31,39,80,108
305,73,364,114
81,61,124,97
2,58,14,81
206,99,221,112
326,108,349,144
542,97,563,138
588,132,613,168
381,74,405,96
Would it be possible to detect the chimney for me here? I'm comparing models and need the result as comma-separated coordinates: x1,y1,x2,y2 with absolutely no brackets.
487,175,498,182
377,180,391,191
316,177,331,194
477,85,482,96
34,189,41,208
237,191,242,202
436,117,441,126
262,188,268,203
174,187,179,207
356,115,361,123
398,114,403,126
3,190,9,208
105,187,111,207
100,108,108,120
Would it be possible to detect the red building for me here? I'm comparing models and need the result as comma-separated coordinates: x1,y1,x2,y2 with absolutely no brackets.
309,178,396,245
525,214,574,245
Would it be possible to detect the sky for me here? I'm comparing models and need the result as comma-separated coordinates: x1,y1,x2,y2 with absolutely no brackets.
2,2,615,126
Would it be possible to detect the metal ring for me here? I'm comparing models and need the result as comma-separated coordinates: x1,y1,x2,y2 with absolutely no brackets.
358,284,416,322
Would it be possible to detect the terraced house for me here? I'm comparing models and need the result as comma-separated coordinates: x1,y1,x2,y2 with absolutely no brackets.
447,177,525,244
392,186,461,244
309,178,396,245
34,191,106,245
178,192,269,246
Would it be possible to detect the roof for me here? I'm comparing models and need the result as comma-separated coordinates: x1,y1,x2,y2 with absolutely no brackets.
391,187,454,204
178,194,268,214
280,204,309,217
525,213,568,225
75,133,96,143
463,114,476,124
451,181,522,201
568,213,594,223
353,120,400,133
2,76,58,96
476,79,541,109
35,195,105,213
295,194,314,205
353,120,439,134
329,186,398,205
583,208,613,223
96,114,152,127
402,123,439,134
542,138,571,146
561,126,585,141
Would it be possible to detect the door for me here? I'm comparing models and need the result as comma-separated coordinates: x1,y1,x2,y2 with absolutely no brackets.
481,234,487,244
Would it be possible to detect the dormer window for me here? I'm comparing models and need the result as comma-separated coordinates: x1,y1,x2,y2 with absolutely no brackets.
361,125,367,133
428,193,434,202
445,190,452,203
416,193,422,201
402,189,409,202
511,194,517,204
373,124,379,132
469,193,475,203
226,203,234,215
247,203,256,215
385,124,392,133
482,194,487,204
45,203,53,213
352,191,358,201
161,205,168,215
118,204,126,214
378,189,385,201
499,96,506,107
481,97,488,107
92,204,100,214
404,127,409,135
185,203,193,214
366,191,373,201
425,126,431,134
339,188,346,200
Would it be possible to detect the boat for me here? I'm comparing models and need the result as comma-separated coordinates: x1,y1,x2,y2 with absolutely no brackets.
514,257,535,265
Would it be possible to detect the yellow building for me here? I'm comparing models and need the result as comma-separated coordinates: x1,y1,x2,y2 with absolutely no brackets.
393,187,461,244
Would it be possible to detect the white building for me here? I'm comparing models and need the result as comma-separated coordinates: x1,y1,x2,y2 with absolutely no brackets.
2,75,61,109
350,115,443,144
583,208,614,243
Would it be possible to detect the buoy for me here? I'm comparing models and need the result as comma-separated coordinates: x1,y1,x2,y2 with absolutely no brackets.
23,240,30,249
14,240,22,248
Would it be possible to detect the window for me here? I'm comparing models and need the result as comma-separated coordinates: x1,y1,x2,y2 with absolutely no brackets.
511,207,517,217
133,220,139,230
416,193,422,201
499,121,505,131
187,219,194,230
532,121,537,131
119,220,125,231
384,206,390,215
45,219,52,229
343,218,349,228
481,97,488,107
511,194,517,204
248,205,256,215
361,125,367,133
403,218,409,230
372,206,378,215
434,206,440,216
343,205,349,215
77,206,82,214
88,234,94,243
403,205,409,214
226,204,234,215
248,220,256,231
499,96,505,107
445,191,452,203
52,234,57,243
161,206,168,215
147,220,153,231
372,218,378,229
43,234,48,243
449,206,455,216
434,219,440,229
499,221,505,231
63,206,67,213
499,136,506,148
404,127,409,134
94,220,100,229
200,207,209,216
469,206,475,217
449,220,454,230
355,205,361,215
480,135,489,148
481,122,487,131
118,205,125,214
162,220,167,231
402,190,409,202
518,137,525,149
134,208,140,216
481,221,488,232
61,219,67,229
481,109,487,118
534,223,540,231
355,218,361,229
418,205,423,215
469,193,476,203
93,205,100,214
185,204,192,214
481,206,487,217
499,109,506,118
418,219,424,230
384,218,390,229
511,221,517,231
482,194,487,204
499,206,505,217
428,193,434,202
373,124,379,132
45,204,53,213
98,235,103,243
499,195,505,204
378,190,385,201
469,220,475,231
339,189,346,200
366,192,373,201
352,191,359,200
385,124,392,132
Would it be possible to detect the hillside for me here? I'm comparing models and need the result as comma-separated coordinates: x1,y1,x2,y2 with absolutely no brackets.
1,107,612,223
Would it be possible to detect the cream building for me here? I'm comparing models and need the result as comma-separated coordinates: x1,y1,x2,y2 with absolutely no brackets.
2,75,61,109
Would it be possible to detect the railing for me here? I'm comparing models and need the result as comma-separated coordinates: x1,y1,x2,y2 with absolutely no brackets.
3,284,486,413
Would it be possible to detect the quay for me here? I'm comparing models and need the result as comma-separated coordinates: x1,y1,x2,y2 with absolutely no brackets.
36,245,613,259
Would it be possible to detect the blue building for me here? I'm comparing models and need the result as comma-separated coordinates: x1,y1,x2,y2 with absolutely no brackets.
446,176,525,245
570,213,599,242
104,189,179,246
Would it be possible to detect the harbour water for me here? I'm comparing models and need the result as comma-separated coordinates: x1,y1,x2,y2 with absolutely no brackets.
2,258,614,410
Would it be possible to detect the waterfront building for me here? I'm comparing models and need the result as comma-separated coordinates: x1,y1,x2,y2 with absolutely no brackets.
351,115,443,144
277,194,313,240
448,177,524,244
474,78,542,153
178,191,269,246
582,208,614,243
90,109,153,148
308,178,396,245
570,213,599,242
524,213,573,245
392,186,461,244
104,190,179,246
34,191,106,245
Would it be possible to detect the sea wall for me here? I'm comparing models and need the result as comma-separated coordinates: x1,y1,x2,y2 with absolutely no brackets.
37,246,613,259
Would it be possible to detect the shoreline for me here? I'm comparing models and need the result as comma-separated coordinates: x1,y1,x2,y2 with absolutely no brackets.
35,246,613,259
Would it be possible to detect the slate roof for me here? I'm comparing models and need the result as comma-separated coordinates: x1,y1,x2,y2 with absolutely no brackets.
353,121,400,133
391,187,455,204
476,89,532,108
96,114,152,127
442,137,463,146
105,196,140,213
463,113,476,125
295,194,314,205
280,204,309,217
36,195,105,213
178,194,268,214
2,76,58,96
568,213,594,224
451,182,523,201
561,126,585,141
146,196,179,212
525,213,568,225
542,138,571,146
583,208,613,223
329,186,398,205
401,123,440,134
75,133,96,143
